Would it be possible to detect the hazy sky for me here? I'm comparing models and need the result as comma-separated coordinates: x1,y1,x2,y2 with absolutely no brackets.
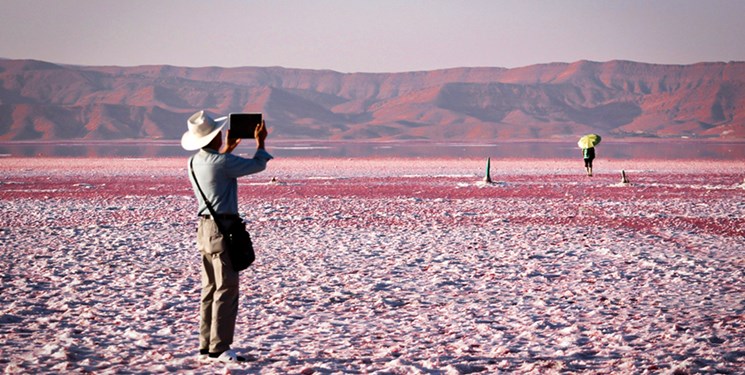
2,0,744,73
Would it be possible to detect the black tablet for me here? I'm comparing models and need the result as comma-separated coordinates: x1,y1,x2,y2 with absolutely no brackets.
228,113,262,139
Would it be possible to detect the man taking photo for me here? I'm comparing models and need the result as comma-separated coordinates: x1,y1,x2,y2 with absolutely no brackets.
181,110,272,363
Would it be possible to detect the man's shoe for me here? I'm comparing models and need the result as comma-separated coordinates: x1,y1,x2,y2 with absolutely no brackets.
209,349,249,363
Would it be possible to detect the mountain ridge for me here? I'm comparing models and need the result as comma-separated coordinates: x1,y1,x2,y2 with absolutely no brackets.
1,58,743,141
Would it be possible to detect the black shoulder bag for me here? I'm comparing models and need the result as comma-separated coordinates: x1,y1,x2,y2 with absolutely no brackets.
189,156,255,271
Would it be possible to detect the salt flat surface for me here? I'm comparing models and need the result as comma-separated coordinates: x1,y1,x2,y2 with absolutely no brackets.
1,157,744,374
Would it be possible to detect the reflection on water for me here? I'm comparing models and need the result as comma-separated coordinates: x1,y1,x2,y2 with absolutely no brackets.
0,140,743,160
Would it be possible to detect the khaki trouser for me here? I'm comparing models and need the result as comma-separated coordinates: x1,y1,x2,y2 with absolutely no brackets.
197,218,239,354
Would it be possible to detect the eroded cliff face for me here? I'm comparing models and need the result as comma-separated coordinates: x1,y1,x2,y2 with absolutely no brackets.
1,59,743,141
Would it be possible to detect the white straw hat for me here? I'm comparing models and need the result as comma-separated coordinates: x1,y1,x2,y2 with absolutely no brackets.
180,110,228,150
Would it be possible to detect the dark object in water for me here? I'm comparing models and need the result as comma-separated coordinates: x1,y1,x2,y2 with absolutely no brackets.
484,157,492,183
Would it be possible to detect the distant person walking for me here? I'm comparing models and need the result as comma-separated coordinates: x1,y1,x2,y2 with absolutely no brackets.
181,110,272,363
577,134,601,177
583,146,595,176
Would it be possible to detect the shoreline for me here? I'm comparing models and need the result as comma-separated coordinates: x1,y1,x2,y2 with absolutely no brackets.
2,139,745,160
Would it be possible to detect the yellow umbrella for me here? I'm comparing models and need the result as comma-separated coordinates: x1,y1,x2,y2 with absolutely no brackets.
578,134,602,149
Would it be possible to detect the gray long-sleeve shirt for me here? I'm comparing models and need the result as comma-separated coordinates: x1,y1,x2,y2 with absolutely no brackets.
188,148,273,216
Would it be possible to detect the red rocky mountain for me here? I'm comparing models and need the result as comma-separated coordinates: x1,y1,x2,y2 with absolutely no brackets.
1,58,743,141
